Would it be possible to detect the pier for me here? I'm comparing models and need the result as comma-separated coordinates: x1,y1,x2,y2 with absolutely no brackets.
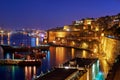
0,59,41,66
0,44,48,66
0,44,50,53
0,44,49,59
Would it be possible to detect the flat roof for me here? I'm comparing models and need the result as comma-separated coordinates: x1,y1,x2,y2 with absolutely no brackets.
36,68,85,80
63,57,98,68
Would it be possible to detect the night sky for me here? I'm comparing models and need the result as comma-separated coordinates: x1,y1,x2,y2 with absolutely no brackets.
0,0,120,30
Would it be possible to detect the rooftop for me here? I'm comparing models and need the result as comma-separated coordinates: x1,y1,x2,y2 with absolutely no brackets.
36,68,86,80
63,57,98,68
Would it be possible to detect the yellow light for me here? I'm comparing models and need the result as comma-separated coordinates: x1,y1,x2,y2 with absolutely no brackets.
36,37,39,46
71,48,75,58
71,41,75,46
33,66,36,75
56,47,65,64
87,21,91,25
94,49,97,53
44,40,47,43
101,33,104,37
95,27,99,31
25,66,28,77
65,66,69,69
81,42,88,49
82,50,87,58
53,40,56,43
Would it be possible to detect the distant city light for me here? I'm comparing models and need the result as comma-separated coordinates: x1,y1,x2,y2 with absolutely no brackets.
53,40,56,43
64,66,69,69
66,29,70,31
101,33,104,37
41,34,44,37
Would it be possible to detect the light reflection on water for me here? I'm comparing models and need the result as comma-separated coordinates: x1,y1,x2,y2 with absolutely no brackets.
0,34,110,80
0,46,97,80
24,66,37,80
0,66,24,80
99,58,111,79
0,46,107,80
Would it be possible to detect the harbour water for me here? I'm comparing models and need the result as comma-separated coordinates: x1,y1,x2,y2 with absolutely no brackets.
0,48,91,80
0,33,106,80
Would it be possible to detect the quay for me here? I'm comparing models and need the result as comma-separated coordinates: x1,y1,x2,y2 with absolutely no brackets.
0,59,41,66
0,44,50,53
0,44,49,60
0,44,47,66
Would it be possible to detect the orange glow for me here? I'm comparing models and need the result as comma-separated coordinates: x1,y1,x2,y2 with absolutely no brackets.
100,37,118,78
82,50,87,58
25,66,28,77
102,37,116,63
36,37,39,46
56,47,65,64
95,27,99,31
101,33,104,37
70,41,76,46
44,40,47,43
33,66,36,75
25,66,36,80
56,32,66,37
71,48,75,58
93,49,97,53
53,40,56,43
81,42,88,49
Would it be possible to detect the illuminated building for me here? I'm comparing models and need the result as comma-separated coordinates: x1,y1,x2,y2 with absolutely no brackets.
47,30,81,45
47,19,100,51
47,18,99,46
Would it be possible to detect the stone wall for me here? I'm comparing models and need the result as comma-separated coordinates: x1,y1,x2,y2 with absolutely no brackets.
100,37,120,64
